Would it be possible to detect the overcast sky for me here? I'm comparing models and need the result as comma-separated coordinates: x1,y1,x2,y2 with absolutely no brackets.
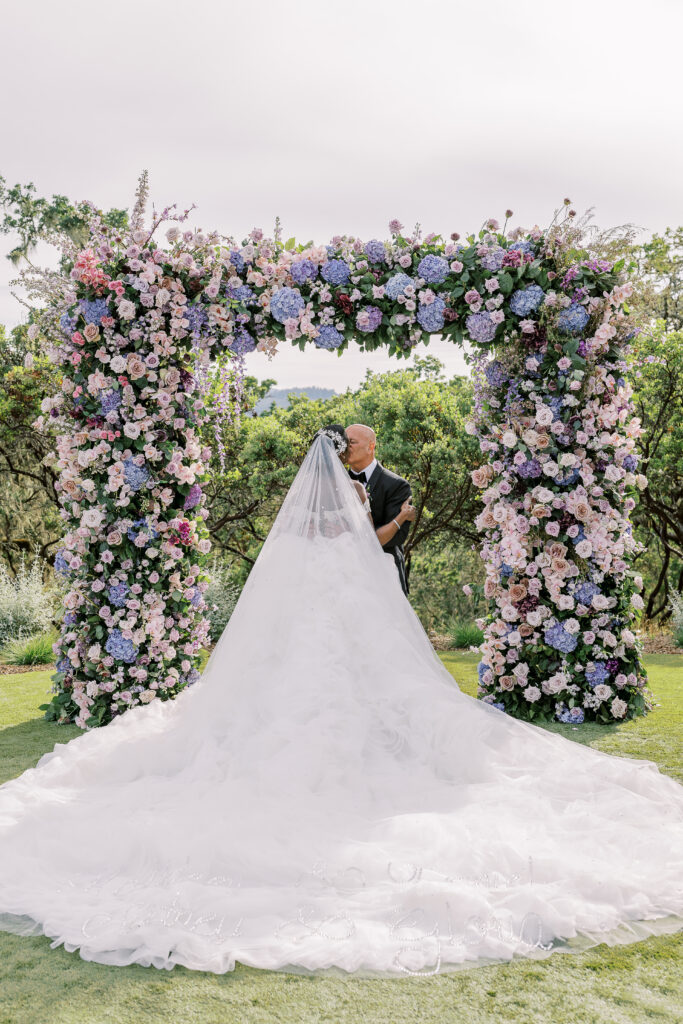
1,0,681,389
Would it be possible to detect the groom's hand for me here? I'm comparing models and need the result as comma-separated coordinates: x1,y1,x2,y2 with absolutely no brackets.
399,499,417,523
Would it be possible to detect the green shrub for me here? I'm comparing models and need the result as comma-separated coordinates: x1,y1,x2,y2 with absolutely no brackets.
668,590,683,648
0,629,57,665
0,554,58,646
448,620,484,650
204,557,241,643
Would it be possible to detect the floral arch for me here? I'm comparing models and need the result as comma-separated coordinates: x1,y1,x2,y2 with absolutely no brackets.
29,180,649,729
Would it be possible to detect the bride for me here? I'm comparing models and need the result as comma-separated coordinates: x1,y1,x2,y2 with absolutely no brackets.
0,426,682,978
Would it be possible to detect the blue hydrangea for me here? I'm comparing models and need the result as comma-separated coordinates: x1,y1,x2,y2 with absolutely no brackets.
269,287,305,323
544,621,578,653
492,702,506,712
321,259,351,286
123,459,150,492
183,667,201,687
417,296,446,333
63,612,77,626
229,249,245,272
188,587,203,608
364,239,386,263
556,467,581,487
60,312,77,336
56,656,71,673
477,660,490,682
314,325,345,350
417,254,449,283
225,285,255,305
185,304,209,334
126,517,159,543
557,303,590,334
484,359,509,387
574,581,601,606
105,628,138,664
466,311,498,344
546,395,564,419
499,562,514,579
99,389,122,416
480,247,505,272
509,284,545,316
228,327,257,354
557,705,584,724
516,458,542,479
290,259,318,285
585,661,609,687
107,582,129,608
54,549,70,575
622,454,638,471
79,298,110,324
509,240,536,256
384,273,413,300
356,305,383,333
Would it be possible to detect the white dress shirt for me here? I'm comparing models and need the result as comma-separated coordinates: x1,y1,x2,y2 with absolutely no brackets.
354,458,377,486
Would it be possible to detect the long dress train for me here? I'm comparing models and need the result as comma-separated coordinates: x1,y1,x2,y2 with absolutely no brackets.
0,434,681,977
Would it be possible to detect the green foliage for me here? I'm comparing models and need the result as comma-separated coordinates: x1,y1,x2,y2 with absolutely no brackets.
0,175,127,264
0,553,59,645
0,629,57,665
0,349,62,567
448,620,485,650
201,362,481,606
628,323,683,618
203,557,240,642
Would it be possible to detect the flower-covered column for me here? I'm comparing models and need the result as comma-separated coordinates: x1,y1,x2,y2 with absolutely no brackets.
469,251,650,723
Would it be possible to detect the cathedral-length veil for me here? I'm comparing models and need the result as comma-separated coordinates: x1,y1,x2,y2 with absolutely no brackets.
0,433,682,977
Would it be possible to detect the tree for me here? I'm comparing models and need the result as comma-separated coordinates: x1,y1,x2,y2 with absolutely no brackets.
628,324,683,618
201,361,481,605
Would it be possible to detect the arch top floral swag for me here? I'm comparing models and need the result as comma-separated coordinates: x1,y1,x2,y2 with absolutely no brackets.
25,173,648,728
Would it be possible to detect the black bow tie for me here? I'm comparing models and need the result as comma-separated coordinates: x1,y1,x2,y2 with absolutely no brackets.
349,470,367,483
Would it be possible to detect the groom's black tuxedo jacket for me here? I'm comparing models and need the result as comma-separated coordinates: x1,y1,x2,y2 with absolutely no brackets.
353,462,412,596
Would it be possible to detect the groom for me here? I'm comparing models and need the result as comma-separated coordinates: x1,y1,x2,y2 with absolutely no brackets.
345,424,415,596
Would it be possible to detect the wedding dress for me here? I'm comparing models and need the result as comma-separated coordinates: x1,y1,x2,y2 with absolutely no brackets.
0,434,682,978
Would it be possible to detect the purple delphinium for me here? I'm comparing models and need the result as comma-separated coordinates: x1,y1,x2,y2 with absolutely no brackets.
184,483,202,510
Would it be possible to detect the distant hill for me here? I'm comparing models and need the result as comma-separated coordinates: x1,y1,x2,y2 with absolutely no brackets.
253,386,337,414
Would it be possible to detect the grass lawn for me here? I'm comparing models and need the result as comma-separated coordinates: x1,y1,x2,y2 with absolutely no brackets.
0,653,682,1024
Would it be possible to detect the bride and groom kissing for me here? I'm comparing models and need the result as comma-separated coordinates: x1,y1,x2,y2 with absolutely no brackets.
326,422,416,595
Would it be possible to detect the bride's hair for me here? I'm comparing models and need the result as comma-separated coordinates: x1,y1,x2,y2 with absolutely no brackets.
313,424,348,456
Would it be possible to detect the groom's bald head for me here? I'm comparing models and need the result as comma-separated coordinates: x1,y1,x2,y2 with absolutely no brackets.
346,424,376,471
